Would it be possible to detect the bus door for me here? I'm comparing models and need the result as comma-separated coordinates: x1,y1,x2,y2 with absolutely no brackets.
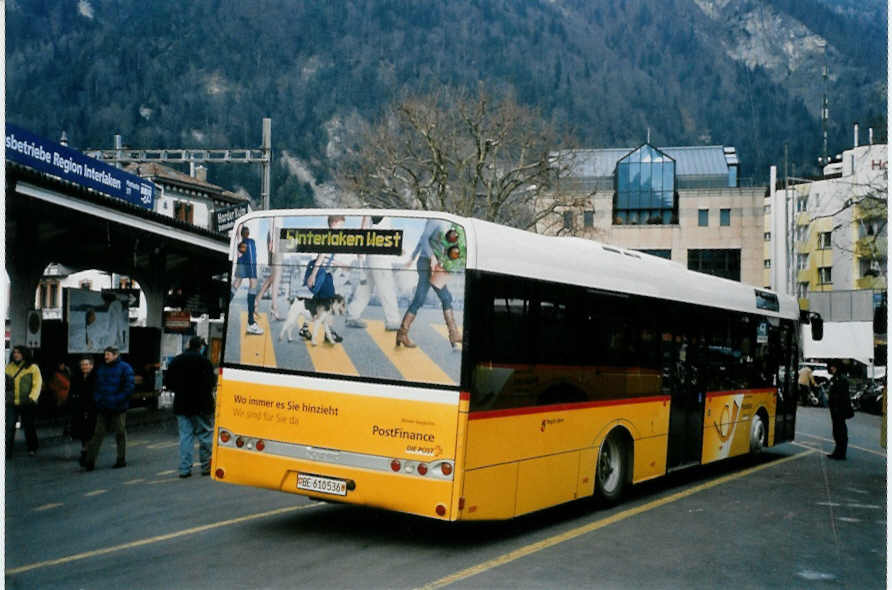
665,329,705,470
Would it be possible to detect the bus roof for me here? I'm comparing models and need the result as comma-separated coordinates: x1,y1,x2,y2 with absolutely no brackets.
465,216,798,320
236,208,798,320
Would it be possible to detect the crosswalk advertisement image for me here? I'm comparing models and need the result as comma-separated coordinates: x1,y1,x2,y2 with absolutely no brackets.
224,214,466,386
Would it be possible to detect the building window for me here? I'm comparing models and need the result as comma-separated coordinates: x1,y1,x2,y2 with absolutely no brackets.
764,204,771,214
798,282,809,299
562,210,574,231
637,249,671,259
797,254,809,270
796,196,808,212
49,283,58,308
860,259,882,278
818,231,832,249
763,259,772,268
720,208,731,226
818,266,832,285
174,201,195,224
698,209,709,227
688,249,741,281
764,232,771,241
613,144,677,226
583,210,594,228
38,284,47,309
79,280,92,290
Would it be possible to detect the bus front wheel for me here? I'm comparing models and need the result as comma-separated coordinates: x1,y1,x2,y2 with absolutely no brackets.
595,433,627,504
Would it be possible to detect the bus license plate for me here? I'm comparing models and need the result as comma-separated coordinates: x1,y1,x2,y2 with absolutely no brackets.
297,473,347,496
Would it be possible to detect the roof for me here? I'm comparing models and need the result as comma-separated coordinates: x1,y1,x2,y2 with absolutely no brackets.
125,163,253,204
563,144,732,180
466,216,797,320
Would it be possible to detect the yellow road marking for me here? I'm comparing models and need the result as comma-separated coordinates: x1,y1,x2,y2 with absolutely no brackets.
304,327,359,376
796,432,886,457
123,479,145,485
366,320,454,385
430,324,462,350
240,312,276,367
156,470,176,476
128,441,148,447
84,490,107,497
147,442,178,449
6,504,320,575
34,503,63,512
418,450,815,590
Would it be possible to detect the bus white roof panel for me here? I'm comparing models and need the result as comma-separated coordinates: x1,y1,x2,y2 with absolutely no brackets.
464,217,797,319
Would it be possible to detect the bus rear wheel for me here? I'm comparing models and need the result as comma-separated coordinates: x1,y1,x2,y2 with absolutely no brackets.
595,433,626,504
749,414,766,454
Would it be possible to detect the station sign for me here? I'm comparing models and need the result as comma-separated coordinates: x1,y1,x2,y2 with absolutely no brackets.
5,123,155,210
163,310,192,332
214,203,251,234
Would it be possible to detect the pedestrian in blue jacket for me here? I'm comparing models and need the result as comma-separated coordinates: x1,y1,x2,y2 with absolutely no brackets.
83,346,134,471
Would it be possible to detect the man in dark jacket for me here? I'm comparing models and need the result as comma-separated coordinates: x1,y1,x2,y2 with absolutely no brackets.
83,346,134,471
165,337,217,478
826,360,852,460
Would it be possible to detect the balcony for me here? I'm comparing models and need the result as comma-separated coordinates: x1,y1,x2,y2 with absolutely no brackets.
856,275,886,290
855,236,887,259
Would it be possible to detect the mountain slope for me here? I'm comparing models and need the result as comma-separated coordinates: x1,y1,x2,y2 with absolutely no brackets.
6,0,885,207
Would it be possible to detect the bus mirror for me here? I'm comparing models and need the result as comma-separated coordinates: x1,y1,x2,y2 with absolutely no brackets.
811,315,823,341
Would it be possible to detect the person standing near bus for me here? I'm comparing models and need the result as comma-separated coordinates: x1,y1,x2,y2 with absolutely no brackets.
826,360,852,460
83,346,134,471
397,219,459,349
165,336,217,478
233,224,263,335
798,364,816,405
5,345,43,458
69,356,97,466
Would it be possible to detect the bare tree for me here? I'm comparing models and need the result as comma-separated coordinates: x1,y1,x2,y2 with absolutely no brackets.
337,85,584,230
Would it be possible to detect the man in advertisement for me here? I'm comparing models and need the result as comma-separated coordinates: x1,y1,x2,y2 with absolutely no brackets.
233,224,263,335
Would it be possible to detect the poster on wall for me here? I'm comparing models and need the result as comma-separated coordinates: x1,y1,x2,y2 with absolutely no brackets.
67,288,130,353
223,214,467,386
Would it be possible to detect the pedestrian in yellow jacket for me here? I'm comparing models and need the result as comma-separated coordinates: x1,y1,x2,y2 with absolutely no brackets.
6,345,43,457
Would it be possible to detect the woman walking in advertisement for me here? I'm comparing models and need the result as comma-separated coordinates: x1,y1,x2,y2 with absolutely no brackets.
397,218,461,350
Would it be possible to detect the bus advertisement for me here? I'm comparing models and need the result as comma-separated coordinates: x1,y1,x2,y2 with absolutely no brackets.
212,210,808,521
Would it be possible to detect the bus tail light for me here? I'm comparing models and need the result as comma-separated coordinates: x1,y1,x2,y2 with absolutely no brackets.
440,462,453,476
417,463,428,476
236,437,245,448
390,459,401,472
215,468,224,479
255,440,266,452
219,430,231,443
435,504,447,517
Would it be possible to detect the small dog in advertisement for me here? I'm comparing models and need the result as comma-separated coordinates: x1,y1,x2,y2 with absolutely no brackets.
279,295,346,346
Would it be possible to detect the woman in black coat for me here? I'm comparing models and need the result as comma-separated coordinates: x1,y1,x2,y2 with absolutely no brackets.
68,356,97,465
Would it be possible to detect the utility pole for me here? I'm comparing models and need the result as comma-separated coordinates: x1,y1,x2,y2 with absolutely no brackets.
89,118,273,210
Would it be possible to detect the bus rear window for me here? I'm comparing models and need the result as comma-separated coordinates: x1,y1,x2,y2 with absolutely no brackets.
223,214,466,387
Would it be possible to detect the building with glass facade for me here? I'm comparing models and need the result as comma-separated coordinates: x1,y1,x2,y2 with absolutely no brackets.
540,143,765,284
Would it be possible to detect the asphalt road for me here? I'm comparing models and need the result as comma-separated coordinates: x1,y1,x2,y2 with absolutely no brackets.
4,407,886,589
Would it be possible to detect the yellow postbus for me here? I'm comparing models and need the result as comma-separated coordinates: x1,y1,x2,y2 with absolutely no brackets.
211,210,811,520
